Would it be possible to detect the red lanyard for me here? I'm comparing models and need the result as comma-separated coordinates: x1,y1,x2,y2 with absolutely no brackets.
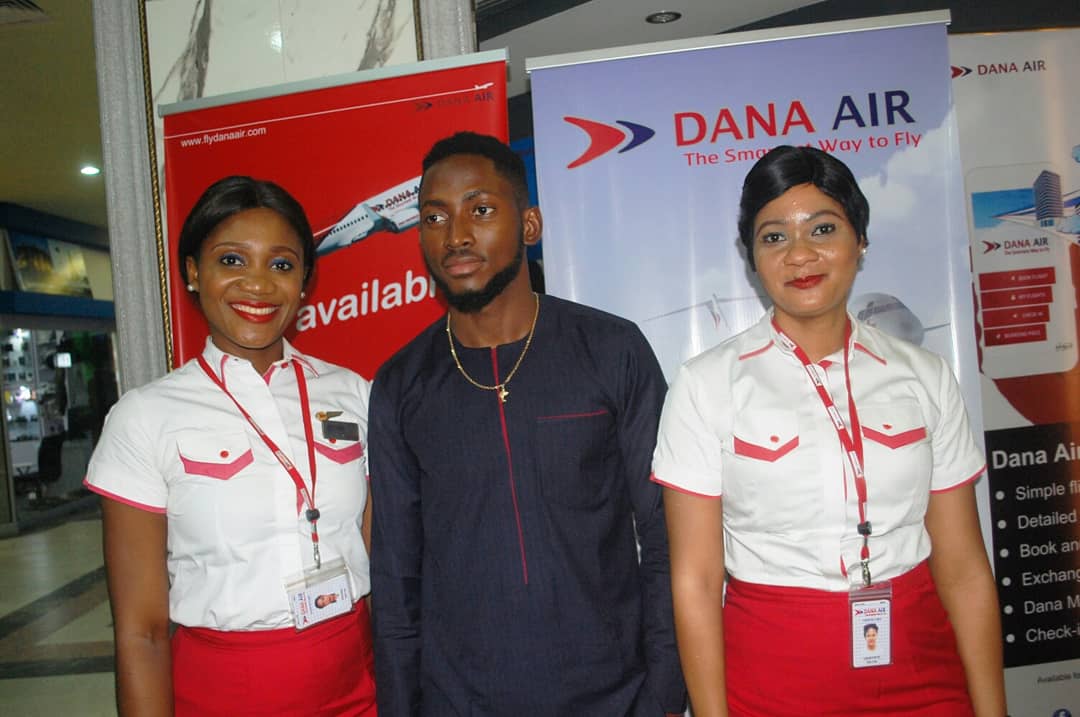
773,320,874,586
197,355,323,569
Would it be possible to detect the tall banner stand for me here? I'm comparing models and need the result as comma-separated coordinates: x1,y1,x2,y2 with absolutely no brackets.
952,28,1080,716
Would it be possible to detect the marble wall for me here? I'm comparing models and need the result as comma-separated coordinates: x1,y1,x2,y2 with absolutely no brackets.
146,0,418,104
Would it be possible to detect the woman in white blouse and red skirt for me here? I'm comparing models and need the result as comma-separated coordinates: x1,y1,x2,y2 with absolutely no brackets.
652,146,1006,716
86,177,376,716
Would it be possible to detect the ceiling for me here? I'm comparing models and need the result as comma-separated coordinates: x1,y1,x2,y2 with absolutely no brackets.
0,0,822,233
479,0,818,98
0,0,107,229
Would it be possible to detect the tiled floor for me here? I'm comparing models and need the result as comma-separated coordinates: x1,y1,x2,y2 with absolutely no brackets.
0,507,116,715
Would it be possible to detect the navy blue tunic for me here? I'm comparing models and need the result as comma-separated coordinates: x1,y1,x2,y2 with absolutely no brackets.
369,294,685,716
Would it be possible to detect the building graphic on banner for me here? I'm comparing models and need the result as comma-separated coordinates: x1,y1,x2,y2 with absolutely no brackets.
1035,171,1064,227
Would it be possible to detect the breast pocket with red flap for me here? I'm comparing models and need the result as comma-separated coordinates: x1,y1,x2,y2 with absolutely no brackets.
176,432,254,481
725,409,810,528
312,412,365,466
858,400,932,513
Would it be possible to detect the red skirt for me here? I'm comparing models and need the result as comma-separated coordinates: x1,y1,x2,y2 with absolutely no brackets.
724,562,973,716
172,601,377,717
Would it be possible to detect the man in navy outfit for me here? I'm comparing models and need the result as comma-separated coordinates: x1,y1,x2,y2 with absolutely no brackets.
369,132,686,716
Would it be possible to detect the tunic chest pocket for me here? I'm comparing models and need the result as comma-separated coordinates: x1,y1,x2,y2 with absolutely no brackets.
176,432,254,480
314,439,364,464
724,409,808,527
858,400,931,512
859,401,928,450
535,409,614,510
732,411,800,463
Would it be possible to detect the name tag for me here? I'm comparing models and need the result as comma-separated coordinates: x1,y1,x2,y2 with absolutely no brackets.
850,582,892,668
285,558,354,631
322,419,360,442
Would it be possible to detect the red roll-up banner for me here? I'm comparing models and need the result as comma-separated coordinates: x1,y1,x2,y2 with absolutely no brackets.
161,51,508,378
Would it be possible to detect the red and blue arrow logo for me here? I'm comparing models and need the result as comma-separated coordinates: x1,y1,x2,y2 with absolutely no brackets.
564,116,656,169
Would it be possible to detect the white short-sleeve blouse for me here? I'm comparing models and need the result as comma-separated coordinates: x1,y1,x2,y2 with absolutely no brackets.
86,338,371,629
652,313,985,591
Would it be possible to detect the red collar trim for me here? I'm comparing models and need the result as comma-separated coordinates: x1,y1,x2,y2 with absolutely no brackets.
738,340,774,361
853,341,887,365
262,353,319,383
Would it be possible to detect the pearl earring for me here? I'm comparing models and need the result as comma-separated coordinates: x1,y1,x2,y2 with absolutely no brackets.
186,283,195,292
300,291,306,299
860,247,867,256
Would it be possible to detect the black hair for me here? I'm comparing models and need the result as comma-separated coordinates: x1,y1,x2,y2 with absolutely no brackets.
177,176,316,285
863,623,879,636
421,132,530,208
737,145,869,270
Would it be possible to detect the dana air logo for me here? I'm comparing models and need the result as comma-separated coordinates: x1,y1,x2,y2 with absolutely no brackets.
983,237,1050,255
853,605,887,617
414,83,496,111
951,59,1047,78
564,116,656,169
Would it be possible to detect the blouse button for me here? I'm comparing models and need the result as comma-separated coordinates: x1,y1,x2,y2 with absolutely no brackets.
883,424,892,430
220,450,229,458
769,435,779,443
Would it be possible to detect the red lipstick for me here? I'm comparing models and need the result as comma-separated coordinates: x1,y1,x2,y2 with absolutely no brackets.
787,275,824,289
230,301,279,323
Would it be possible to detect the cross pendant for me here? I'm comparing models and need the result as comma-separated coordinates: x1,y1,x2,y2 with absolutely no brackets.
497,385,509,403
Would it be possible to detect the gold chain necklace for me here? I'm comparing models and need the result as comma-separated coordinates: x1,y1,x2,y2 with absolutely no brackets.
447,292,539,404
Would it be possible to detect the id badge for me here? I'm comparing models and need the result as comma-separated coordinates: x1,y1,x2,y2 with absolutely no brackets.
850,582,892,668
285,558,354,631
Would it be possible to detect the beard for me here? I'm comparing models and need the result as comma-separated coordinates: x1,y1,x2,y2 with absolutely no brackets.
426,238,525,314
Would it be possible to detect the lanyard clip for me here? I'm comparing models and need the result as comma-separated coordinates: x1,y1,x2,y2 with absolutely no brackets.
855,524,872,587
306,508,322,570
